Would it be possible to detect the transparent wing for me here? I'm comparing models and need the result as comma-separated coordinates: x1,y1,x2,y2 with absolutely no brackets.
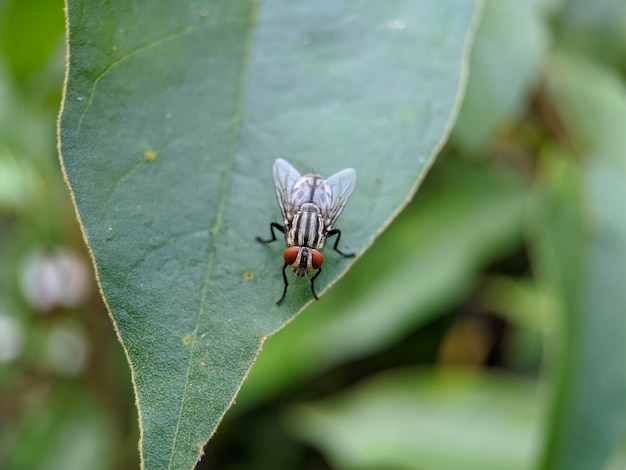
272,158,301,223
291,174,325,208
316,168,356,229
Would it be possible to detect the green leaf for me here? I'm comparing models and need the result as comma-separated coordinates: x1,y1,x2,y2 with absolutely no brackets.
534,54,626,470
286,368,542,470
552,0,626,72
2,384,116,470
534,151,626,470
452,0,549,152
59,1,478,468
546,53,626,170
0,0,65,82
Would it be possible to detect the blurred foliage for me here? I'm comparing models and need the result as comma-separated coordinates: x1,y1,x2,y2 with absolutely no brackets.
0,0,624,469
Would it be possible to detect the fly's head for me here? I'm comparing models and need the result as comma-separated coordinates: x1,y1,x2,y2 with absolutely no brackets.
284,246,324,277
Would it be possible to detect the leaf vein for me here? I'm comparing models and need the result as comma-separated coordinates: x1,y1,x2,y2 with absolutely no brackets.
166,3,259,467
76,18,250,131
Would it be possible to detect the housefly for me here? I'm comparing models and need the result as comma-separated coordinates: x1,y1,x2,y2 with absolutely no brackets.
256,158,357,305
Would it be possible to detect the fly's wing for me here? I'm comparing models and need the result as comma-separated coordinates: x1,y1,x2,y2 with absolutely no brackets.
272,158,301,223
292,173,325,207
317,168,356,229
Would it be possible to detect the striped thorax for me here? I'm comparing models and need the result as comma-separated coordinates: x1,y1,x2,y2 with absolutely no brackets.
287,202,325,252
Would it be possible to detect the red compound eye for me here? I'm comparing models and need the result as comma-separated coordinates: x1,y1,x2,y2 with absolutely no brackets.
283,246,299,264
311,250,324,269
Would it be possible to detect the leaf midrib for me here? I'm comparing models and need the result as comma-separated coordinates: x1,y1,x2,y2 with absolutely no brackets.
165,2,259,468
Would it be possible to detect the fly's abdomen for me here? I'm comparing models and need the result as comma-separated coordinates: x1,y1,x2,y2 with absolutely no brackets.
288,203,325,250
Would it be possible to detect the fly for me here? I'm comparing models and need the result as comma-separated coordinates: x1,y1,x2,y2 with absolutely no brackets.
256,158,357,305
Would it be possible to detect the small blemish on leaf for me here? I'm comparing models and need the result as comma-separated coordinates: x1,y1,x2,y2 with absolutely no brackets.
243,271,254,280
143,149,157,162
182,334,194,345
200,360,207,366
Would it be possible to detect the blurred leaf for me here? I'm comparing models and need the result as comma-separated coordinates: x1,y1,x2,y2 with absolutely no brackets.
238,159,530,409
0,0,65,82
0,150,38,212
59,0,478,467
546,53,626,169
606,444,626,470
479,275,558,333
476,275,555,375
286,367,542,470
553,0,626,72
452,0,550,152
0,62,55,161
533,51,625,469
1,384,115,470
534,148,626,470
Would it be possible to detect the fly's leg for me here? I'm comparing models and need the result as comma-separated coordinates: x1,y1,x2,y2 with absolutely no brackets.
326,229,355,257
310,267,322,300
257,223,289,305
276,262,289,306
256,222,286,244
